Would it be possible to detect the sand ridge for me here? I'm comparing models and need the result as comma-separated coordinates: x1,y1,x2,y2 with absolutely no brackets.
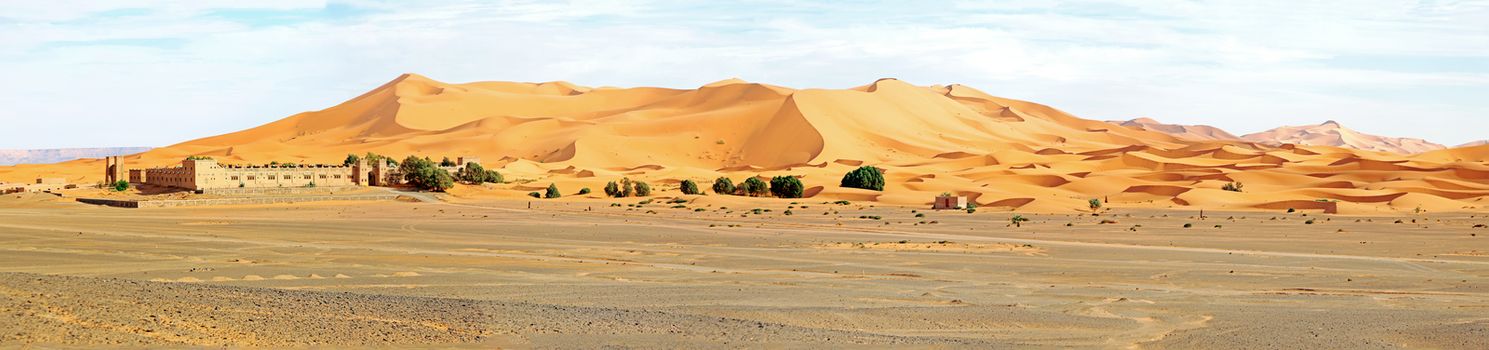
1,74,1486,213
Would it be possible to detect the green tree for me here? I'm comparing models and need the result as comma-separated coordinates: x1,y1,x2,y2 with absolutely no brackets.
770,176,804,198
604,181,621,197
741,177,769,197
839,166,884,191
711,177,735,195
1088,198,1103,211
440,157,457,167
456,162,501,184
343,154,361,166
621,179,635,197
634,181,652,197
680,179,701,195
399,155,454,191
545,183,561,198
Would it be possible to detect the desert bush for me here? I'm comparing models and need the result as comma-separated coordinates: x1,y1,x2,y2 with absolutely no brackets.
527,192,541,198
840,166,885,191
1183,223,1193,228
1221,182,1244,192
457,162,502,184
680,179,701,195
1088,198,1103,211
1010,214,1030,227
578,188,591,195
545,183,561,199
399,156,454,192
770,176,804,198
112,180,129,192
604,181,621,197
741,177,768,197
634,181,652,196
711,177,735,195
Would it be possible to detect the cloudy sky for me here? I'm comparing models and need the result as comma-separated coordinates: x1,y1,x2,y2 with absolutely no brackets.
2,0,1487,149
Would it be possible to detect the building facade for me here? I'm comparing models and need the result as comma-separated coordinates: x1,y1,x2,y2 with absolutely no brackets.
123,156,479,192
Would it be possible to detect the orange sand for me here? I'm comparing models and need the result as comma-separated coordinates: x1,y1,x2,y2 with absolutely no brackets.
2,74,1486,213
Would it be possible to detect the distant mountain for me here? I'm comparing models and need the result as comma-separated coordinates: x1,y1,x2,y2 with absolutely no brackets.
0,147,152,166
1457,140,1489,148
1111,118,1241,141
1239,121,1446,154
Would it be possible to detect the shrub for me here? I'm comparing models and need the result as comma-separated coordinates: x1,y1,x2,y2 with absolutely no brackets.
440,157,457,167
784,210,793,216
578,188,591,195
111,180,129,192
1183,223,1193,228
965,207,976,214
621,179,635,198
1088,198,1103,211
634,181,652,196
1010,215,1030,227
741,177,769,197
840,166,885,191
527,192,541,198
604,181,621,197
680,179,701,195
457,162,502,184
545,183,561,199
711,177,735,195
1287,208,1297,213
770,176,804,198
399,156,454,192
1221,182,1244,192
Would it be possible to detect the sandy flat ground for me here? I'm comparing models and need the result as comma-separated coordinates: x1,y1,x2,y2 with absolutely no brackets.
1,196,1487,348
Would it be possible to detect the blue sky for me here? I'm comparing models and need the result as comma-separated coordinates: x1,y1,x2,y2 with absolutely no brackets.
2,0,1487,148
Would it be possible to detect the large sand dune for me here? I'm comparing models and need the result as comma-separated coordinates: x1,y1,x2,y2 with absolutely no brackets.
2,74,1486,213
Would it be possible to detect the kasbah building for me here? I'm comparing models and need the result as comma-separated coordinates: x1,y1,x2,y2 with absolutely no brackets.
108,155,478,192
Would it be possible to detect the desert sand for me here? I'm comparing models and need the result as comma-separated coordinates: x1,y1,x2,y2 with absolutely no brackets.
1113,117,1242,142
1239,120,1448,154
1,194,1487,348
1,74,1486,214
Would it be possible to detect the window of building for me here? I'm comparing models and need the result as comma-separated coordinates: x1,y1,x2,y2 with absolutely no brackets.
247,176,256,180
268,175,276,180
320,174,328,179
334,175,342,179
231,176,240,181
303,175,312,180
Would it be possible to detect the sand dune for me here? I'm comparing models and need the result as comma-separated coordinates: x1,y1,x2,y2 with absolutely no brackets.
1240,120,1447,154
1,74,1485,214
1113,117,1241,141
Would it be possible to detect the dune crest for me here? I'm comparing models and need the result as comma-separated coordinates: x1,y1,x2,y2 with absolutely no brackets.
1112,118,1241,142
1240,120,1447,154
2,74,1485,213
